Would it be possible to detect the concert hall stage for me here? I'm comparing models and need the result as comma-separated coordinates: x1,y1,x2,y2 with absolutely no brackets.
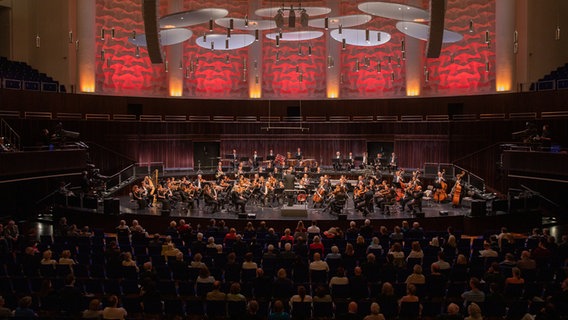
54,195,542,237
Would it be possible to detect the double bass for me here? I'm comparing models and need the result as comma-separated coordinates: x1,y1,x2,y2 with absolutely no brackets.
452,171,465,207
433,170,448,203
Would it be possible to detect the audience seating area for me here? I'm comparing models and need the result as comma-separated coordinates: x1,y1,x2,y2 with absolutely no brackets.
532,62,568,91
0,218,567,319
0,57,61,92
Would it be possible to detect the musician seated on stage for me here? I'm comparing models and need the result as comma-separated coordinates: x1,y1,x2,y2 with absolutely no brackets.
156,184,172,211
203,184,219,213
131,185,147,209
333,151,342,171
405,185,424,214
324,185,347,213
231,187,247,213
354,184,374,216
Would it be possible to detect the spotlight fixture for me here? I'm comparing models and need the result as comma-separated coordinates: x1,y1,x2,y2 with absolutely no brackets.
209,19,214,31
275,35,280,47
324,17,329,30
484,30,490,43
225,38,229,49
229,18,234,30
401,39,405,53
339,24,343,35
111,27,115,39
132,31,136,40
255,30,259,41
289,6,296,28
227,27,231,38
365,29,370,43
100,29,105,40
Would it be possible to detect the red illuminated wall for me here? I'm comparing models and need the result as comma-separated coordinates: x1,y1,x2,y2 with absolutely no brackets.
94,0,495,99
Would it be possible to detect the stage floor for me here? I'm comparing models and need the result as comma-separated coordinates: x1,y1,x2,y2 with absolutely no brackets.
117,195,468,221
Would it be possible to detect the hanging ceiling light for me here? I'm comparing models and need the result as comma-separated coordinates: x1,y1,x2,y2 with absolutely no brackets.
111,27,115,39
365,28,370,43
377,60,381,73
324,17,329,30
289,6,296,28
275,9,284,28
255,30,259,41
342,38,346,50
225,38,229,49
244,15,249,27
209,19,214,31
308,43,312,56
275,35,280,47
229,18,234,30
132,31,136,40
469,20,474,33
300,9,309,27
100,28,105,40
135,46,140,57
339,24,343,35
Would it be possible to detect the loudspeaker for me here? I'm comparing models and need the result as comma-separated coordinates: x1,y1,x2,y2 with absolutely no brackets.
142,0,163,64
104,198,120,215
470,200,486,217
439,210,448,216
426,0,446,58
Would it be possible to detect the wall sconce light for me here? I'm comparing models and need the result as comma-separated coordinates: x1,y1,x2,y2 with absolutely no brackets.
35,35,41,48
68,31,73,43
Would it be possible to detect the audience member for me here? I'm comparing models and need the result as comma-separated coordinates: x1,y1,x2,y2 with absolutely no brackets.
14,296,37,318
363,302,385,320
82,298,103,319
0,296,12,319
268,300,290,320
102,295,127,320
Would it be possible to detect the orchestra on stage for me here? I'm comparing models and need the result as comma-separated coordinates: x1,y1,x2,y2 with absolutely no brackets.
130,149,467,216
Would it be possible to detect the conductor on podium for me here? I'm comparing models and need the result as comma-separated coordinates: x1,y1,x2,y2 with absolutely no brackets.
283,169,296,206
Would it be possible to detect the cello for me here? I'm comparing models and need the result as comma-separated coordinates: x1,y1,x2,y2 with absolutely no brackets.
433,170,448,203
452,171,465,207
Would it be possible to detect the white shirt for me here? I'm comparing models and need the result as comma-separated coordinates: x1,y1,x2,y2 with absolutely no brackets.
309,260,330,271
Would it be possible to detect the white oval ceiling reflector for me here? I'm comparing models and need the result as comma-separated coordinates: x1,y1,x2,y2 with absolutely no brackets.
159,8,229,28
309,14,372,29
396,21,463,43
195,33,255,50
330,29,391,46
358,2,429,22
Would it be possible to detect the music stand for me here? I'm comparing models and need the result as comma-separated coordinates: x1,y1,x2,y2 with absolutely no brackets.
224,154,234,160
240,157,249,162
266,155,275,161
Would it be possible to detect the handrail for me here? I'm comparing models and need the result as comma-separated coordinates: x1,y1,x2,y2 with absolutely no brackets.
0,172,83,184
106,164,136,180
0,118,21,151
